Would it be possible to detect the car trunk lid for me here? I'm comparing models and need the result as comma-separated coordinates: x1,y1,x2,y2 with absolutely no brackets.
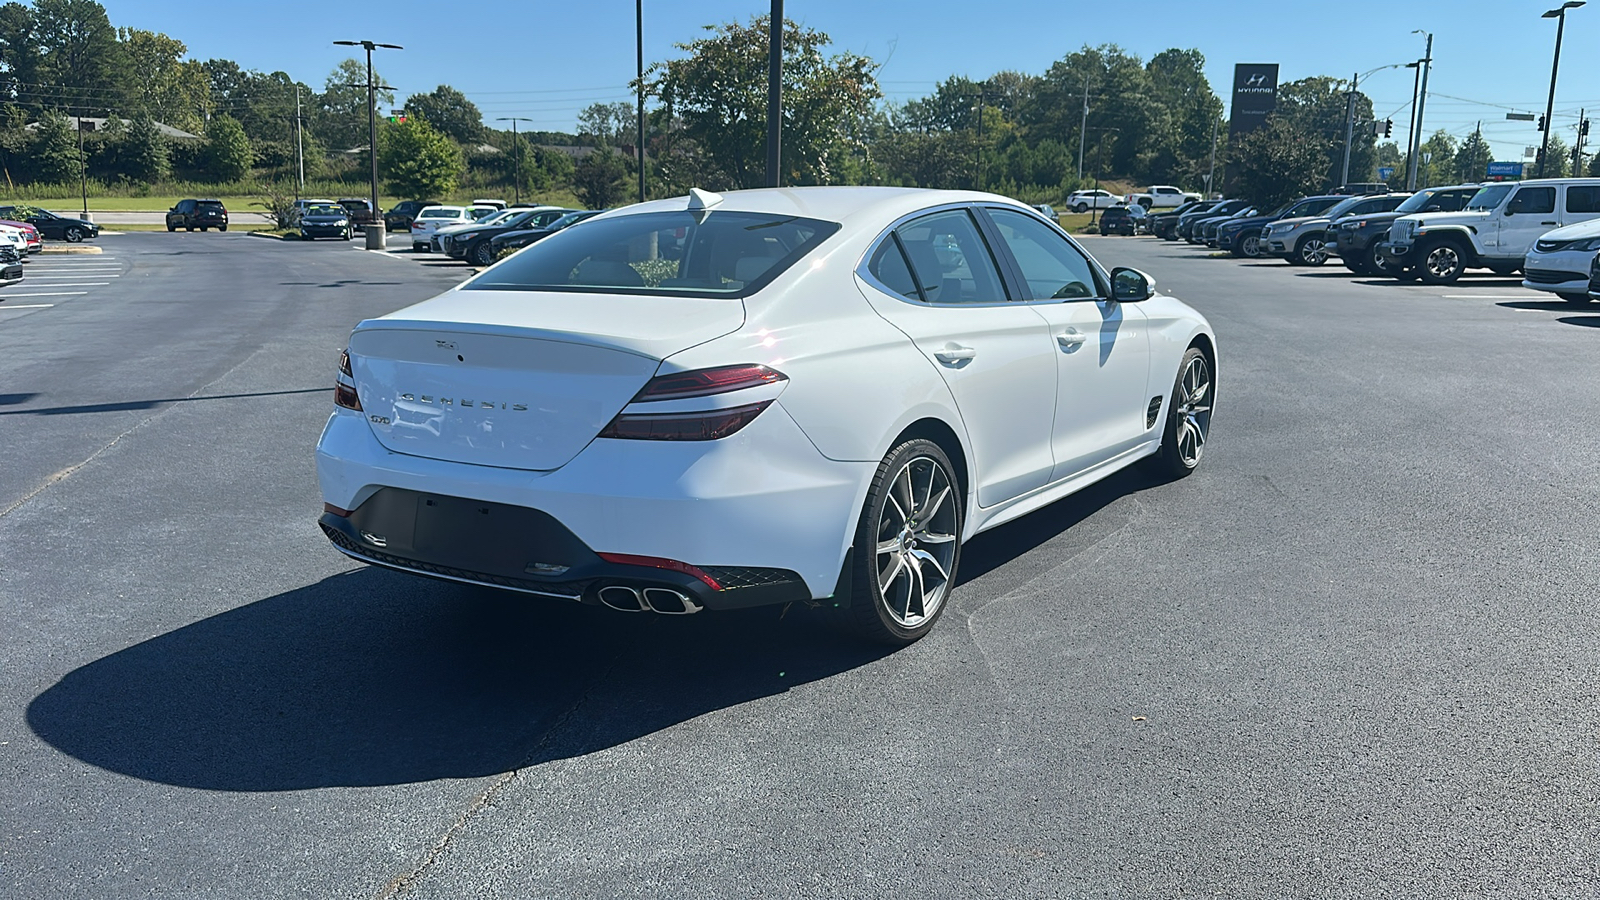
347,289,745,471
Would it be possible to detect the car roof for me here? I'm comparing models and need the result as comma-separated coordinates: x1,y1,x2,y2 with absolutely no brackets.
590,186,1038,229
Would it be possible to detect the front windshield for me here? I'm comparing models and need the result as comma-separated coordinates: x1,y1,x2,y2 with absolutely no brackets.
1320,196,1368,219
1394,191,1437,213
1466,184,1513,210
548,212,591,229
307,206,342,216
467,210,839,298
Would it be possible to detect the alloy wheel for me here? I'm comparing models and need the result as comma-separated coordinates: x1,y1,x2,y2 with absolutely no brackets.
874,455,958,628
1175,355,1212,468
1298,237,1327,266
1424,245,1461,281
1240,234,1260,258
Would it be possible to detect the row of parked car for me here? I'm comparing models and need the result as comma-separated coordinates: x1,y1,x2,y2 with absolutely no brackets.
408,203,604,265
1115,178,1600,305
0,204,93,285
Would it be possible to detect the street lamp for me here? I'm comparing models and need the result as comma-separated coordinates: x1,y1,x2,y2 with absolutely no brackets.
1406,30,1433,190
636,0,646,204
495,117,534,204
334,39,402,249
1339,63,1409,188
1539,1,1585,177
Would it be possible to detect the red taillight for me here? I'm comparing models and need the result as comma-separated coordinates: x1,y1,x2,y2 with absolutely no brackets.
323,502,353,517
335,348,362,411
632,364,786,401
596,553,723,590
598,402,770,441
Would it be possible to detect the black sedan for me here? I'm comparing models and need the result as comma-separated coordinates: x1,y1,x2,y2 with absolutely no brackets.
488,210,604,258
449,208,576,266
0,205,99,242
298,204,353,241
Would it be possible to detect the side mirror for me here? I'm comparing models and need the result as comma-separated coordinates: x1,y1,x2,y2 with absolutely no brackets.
1110,267,1154,302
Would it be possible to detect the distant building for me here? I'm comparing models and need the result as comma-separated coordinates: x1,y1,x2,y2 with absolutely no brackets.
25,117,202,141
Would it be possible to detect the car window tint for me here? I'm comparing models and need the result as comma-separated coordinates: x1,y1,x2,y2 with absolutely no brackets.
868,237,921,300
895,209,1007,305
987,207,1099,301
1508,187,1555,214
1565,186,1600,213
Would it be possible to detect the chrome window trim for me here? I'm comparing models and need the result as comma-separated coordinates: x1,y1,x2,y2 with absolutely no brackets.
856,200,1111,308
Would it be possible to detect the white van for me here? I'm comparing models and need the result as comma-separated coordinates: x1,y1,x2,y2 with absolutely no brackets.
1378,178,1600,284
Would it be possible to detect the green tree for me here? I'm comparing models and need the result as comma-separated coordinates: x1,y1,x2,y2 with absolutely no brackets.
649,16,880,189
379,116,462,198
202,114,250,180
572,147,627,207
30,110,81,183
316,58,393,151
576,101,635,147
122,111,170,182
1228,117,1329,209
1274,76,1378,187
1539,134,1571,178
404,85,484,145
31,0,124,110
1454,128,1493,183
0,3,45,104
118,28,210,134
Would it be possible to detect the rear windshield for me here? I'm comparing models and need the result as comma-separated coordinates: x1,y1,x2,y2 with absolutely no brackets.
197,201,225,209
1466,185,1513,210
417,207,464,219
467,210,840,298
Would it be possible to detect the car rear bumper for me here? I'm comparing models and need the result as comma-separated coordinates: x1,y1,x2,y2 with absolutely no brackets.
315,402,872,608
1,263,22,281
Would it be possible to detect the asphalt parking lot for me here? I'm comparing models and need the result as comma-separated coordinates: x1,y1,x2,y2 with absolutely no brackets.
2,230,1597,899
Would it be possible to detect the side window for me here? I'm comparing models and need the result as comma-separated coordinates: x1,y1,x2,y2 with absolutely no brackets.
1566,186,1600,213
1438,191,1472,212
1370,197,1404,213
867,237,920,300
986,207,1100,301
1509,187,1556,215
895,209,1008,304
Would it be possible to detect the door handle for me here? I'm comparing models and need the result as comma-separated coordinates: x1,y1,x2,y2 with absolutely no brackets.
933,345,977,364
1541,221,1557,225
1057,329,1089,347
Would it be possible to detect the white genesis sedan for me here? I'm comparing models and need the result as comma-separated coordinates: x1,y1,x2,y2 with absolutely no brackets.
317,187,1217,644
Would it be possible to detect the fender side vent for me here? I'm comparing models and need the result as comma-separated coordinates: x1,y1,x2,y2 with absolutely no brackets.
1146,396,1164,429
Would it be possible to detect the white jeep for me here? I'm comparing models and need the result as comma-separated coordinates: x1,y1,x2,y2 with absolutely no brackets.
1378,178,1600,284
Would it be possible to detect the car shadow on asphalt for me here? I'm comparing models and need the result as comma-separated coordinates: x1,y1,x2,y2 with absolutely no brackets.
1497,300,1585,312
25,567,890,791
1556,315,1600,328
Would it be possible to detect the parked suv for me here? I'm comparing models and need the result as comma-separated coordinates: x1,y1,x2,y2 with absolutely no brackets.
1332,184,1480,275
383,199,440,233
1215,195,1344,258
166,199,229,232
1262,193,1408,265
1095,204,1147,235
1180,199,1250,242
1149,200,1215,240
1066,189,1119,213
1378,178,1600,284
336,198,380,231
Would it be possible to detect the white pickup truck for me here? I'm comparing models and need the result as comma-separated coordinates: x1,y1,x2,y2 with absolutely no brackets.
1126,185,1203,209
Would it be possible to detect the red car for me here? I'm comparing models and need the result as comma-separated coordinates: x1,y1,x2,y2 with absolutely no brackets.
0,219,41,254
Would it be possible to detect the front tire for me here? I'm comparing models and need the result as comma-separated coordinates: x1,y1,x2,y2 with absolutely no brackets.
1294,235,1328,266
1146,348,1212,480
473,241,496,267
1239,233,1262,258
64,227,83,242
843,439,963,646
1417,239,1466,284
1072,203,1088,214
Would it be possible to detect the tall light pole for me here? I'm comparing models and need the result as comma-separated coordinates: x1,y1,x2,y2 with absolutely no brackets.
1539,2,1585,177
636,0,646,204
765,0,782,187
76,113,87,220
334,39,401,249
1406,31,1432,190
495,117,534,204
1340,64,1408,188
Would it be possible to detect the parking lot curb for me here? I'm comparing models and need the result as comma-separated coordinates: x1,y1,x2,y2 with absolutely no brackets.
246,231,298,241
38,245,103,254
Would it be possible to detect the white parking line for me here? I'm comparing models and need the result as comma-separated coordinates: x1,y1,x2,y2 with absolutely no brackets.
0,291,89,298
1442,294,1545,299
9,282,109,287
0,303,54,309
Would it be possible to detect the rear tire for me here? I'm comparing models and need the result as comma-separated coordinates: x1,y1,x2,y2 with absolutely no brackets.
219,225,228,232
166,223,176,233
1072,203,1088,214
472,240,496,267
842,438,963,646
1145,347,1212,480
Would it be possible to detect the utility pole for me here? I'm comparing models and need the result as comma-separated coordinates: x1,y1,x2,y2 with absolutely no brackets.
295,85,304,192
1404,61,1421,184
76,113,87,220
636,0,646,204
1575,109,1589,174
334,39,401,249
1340,71,1357,189
1204,116,1218,197
1539,2,1584,177
764,0,782,188
1076,76,1090,180
495,117,535,204
1406,32,1433,190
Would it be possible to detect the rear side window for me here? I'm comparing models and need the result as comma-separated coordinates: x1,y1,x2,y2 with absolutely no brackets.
893,210,1008,305
1508,187,1556,215
1566,186,1600,213
868,238,920,300
468,210,838,298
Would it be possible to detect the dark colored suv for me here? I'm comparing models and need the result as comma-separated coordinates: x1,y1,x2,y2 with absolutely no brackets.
383,200,440,233
1332,184,1480,275
1096,204,1147,235
336,198,381,230
167,199,229,232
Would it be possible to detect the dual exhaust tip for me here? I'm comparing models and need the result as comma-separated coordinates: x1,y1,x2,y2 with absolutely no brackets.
598,585,703,616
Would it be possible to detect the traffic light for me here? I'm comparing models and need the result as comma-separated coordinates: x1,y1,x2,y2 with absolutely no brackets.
1383,118,1393,138
1538,115,1547,132
387,113,408,124
1583,119,1592,138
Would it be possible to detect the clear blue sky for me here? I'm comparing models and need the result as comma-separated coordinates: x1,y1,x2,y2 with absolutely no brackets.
105,0,1597,162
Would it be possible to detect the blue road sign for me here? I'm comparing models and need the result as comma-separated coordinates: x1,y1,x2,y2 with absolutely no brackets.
1487,161,1524,177
1378,167,1395,181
